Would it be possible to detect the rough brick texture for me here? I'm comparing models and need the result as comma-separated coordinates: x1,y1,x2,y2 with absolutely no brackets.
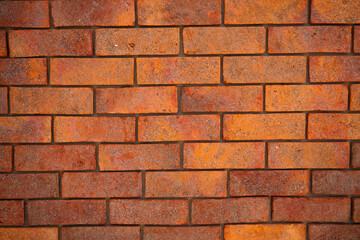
0,146,12,172
0,31,6,56
144,226,221,240
61,227,140,240
0,200,24,225
0,228,58,240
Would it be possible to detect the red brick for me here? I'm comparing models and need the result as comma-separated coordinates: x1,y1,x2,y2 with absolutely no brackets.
268,142,349,169
0,146,12,172
144,226,221,240
183,27,265,54
268,26,351,53
0,228,58,240
308,114,360,139
96,87,177,114
62,172,141,198
354,198,360,222
138,115,220,141
229,170,309,196
0,1,49,28
352,143,360,168
99,144,180,170
355,26,360,53
223,114,305,140
181,86,263,112
309,224,360,240
10,87,93,114
137,57,220,85
0,31,6,56
50,58,133,85
14,145,96,171
0,200,24,225
273,197,350,222
138,0,220,25
0,58,47,85
28,200,106,225
54,117,135,142
96,28,179,56
0,116,51,143
110,199,188,225
311,0,360,23
52,0,134,27
9,30,93,57
0,87,7,113
184,142,265,169
225,0,307,24
0,173,58,199
266,85,348,111
61,227,140,240
192,198,269,224
351,85,360,111
145,171,226,197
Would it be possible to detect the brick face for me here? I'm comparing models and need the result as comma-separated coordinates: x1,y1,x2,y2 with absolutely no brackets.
311,0,360,23
0,146,12,172
0,228,58,240
308,224,360,240
355,26,360,53
144,227,221,240
61,227,140,240
0,31,7,56
0,200,24,225
0,87,7,114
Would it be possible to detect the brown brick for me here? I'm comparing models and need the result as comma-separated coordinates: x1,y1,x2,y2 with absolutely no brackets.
50,58,133,85
61,227,140,240
309,224,360,240
0,31,6,56
311,0,360,23
355,26,360,53
146,171,226,197
144,226,221,240
54,117,135,142
137,57,220,85
354,198,360,222
15,145,96,171
52,0,134,27
0,146,12,172
183,27,265,54
0,116,51,143
0,173,58,199
268,26,351,53
0,87,7,113
138,0,220,25
110,199,188,225
0,200,24,225
99,144,180,170
223,114,305,140
9,30,93,57
266,85,348,111
181,86,263,112
273,197,350,222
138,115,220,141
352,143,360,168
96,28,179,56
0,228,58,240
28,200,106,225
10,87,93,114
351,84,360,111
268,142,349,169
96,87,177,114
184,142,265,169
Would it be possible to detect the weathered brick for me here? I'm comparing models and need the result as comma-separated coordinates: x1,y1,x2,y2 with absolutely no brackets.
137,57,220,85
54,117,135,142
52,0,134,27
138,0,220,25
15,145,96,171
0,87,7,113
96,87,177,114
266,85,348,111
309,224,360,240
110,199,188,225
311,0,360,23
144,226,221,240
181,86,263,112
184,142,265,169
355,26,360,53
96,28,179,56
0,173,58,199
273,197,350,222
0,31,6,56
350,85,360,111
352,143,360,168
99,144,180,170
50,58,133,85
223,114,305,140
10,87,93,114
61,227,140,240
0,200,24,225
9,30,93,57
268,26,351,53
146,171,226,197
268,142,349,168
28,200,106,225
0,228,58,240
183,27,265,54
138,115,220,141
0,146,12,172
354,198,360,222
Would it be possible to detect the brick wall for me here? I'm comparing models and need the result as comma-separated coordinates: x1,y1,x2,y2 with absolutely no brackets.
0,0,359,239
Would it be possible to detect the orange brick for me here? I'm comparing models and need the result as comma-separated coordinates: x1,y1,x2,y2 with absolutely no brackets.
0,228,58,240
96,87,177,114
223,114,305,140
350,84,360,111
268,26,351,53
311,0,360,23
138,115,220,141
96,28,179,56
184,142,265,169
354,198,360,222
52,0,134,27
181,86,263,112
0,146,12,172
0,87,7,113
0,31,6,56
144,227,221,240
183,27,265,54
10,87,93,114
145,171,227,197
50,58,133,85
309,224,360,240
352,143,360,168
0,200,24,225
138,0,220,25
61,227,140,240
54,117,135,142
137,57,220,85
265,85,348,111
355,26,360,53
268,142,349,168
9,30,93,57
